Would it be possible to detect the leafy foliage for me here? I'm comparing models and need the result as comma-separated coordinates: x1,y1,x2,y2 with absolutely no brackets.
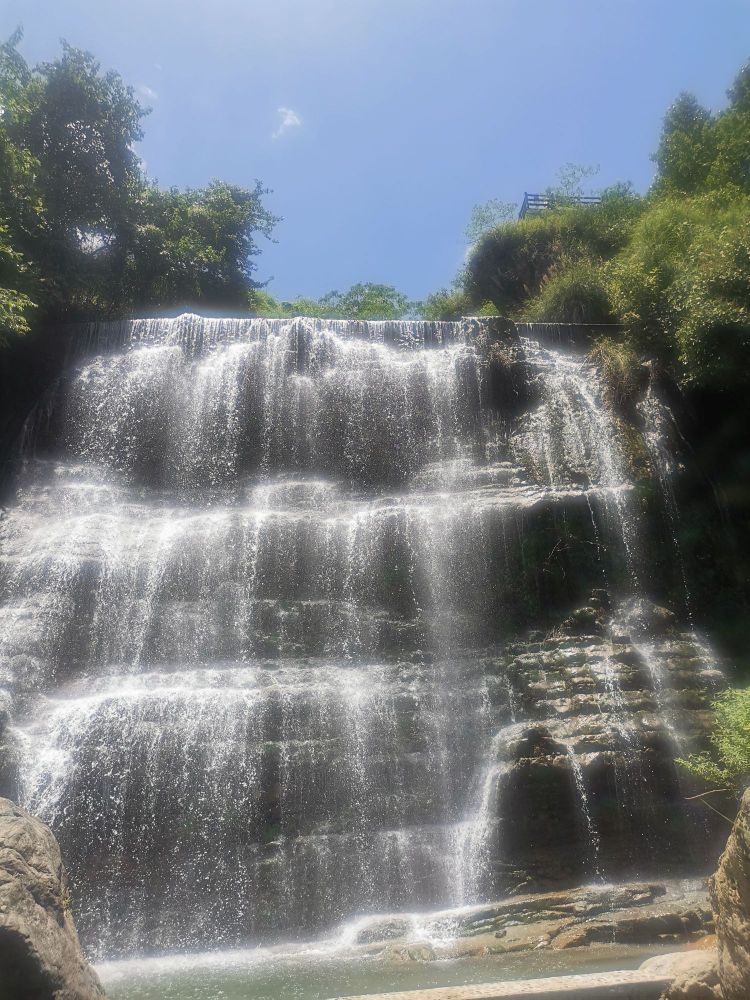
20,44,146,240
454,58,750,389
250,282,416,321
0,30,278,338
421,287,478,320
651,93,716,196
607,193,750,383
121,181,278,311
317,283,413,320
526,257,616,324
677,688,750,798
0,225,35,340
465,184,643,315
653,63,750,197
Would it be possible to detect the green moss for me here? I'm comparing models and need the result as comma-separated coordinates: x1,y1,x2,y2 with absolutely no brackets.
617,419,652,481
261,821,281,844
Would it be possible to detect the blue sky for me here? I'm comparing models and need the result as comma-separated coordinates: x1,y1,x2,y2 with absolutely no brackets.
4,0,750,301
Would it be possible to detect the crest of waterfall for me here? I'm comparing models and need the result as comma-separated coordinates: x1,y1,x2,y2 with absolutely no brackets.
0,314,723,960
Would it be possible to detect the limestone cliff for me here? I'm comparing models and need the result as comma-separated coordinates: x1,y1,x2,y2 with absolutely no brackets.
710,788,750,1000
0,798,104,999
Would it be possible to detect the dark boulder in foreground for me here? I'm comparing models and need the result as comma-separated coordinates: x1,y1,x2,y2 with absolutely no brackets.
0,798,104,999
711,788,750,1000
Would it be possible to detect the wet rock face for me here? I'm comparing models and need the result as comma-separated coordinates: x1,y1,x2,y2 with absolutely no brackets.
710,788,750,1000
616,598,678,639
356,880,714,960
481,337,537,419
0,797,104,999
0,691,19,801
493,598,726,890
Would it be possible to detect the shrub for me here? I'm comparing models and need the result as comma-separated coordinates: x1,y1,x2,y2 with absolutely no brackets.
421,288,474,321
247,289,284,316
669,218,750,385
607,192,750,384
465,185,644,315
677,687,750,801
526,257,616,324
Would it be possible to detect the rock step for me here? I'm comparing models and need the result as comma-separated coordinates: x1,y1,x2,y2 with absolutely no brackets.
333,969,672,1000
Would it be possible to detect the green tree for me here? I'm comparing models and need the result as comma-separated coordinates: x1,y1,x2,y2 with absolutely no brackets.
652,65,750,197
0,30,278,332
247,282,417,320
122,181,278,310
248,288,283,315
652,93,716,195
422,287,499,320
3,40,148,314
0,31,42,235
706,62,750,193
0,29,44,338
319,283,414,320
23,45,145,238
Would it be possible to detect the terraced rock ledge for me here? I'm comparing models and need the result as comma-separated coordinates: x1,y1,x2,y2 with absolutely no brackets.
346,880,712,964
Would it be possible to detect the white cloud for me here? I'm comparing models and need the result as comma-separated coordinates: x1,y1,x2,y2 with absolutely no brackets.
272,106,302,140
138,84,159,103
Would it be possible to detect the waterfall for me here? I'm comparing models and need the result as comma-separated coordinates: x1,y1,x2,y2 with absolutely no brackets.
0,315,723,960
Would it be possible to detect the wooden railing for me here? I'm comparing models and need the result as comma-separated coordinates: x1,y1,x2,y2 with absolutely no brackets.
519,192,601,219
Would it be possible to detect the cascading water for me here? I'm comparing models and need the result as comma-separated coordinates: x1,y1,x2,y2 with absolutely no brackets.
638,380,694,624
0,315,723,961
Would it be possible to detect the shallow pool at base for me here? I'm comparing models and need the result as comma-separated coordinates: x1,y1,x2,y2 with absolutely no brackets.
100,943,678,1000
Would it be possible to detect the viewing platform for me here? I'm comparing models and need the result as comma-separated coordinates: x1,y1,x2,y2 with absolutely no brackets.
333,968,673,1000
519,192,602,219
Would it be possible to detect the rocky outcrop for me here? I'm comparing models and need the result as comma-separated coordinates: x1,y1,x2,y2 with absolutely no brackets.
493,597,726,889
0,798,104,999
710,788,750,1000
641,950,721,1000
350,879,714,963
